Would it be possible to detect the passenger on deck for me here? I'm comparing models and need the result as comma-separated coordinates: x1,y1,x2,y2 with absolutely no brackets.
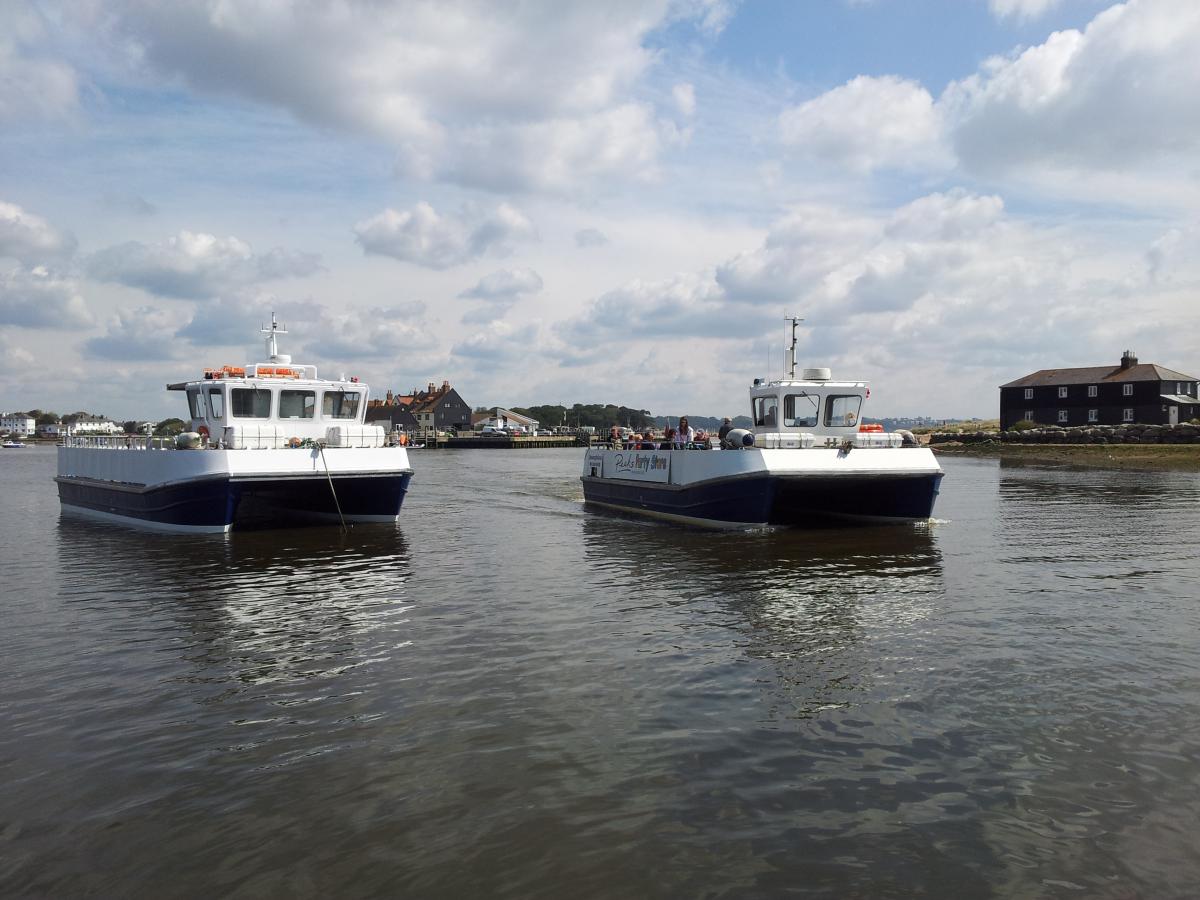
662,426,676,450
717,417,732,443
638,427,656,450
673,417,696,448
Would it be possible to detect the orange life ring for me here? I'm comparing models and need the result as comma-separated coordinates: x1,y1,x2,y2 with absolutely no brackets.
198,425,211,441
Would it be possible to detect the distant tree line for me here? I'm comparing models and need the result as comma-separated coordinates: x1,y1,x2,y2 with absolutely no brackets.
508,403,752,432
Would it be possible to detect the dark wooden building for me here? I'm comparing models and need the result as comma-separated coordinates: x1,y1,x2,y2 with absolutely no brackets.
365,380,472,433
999,351,1199,429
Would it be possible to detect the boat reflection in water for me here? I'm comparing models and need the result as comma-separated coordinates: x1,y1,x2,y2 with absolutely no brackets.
580,514,945,718
54,518,414,692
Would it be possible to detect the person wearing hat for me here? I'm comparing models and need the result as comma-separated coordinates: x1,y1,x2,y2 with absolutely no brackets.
717,417,733,443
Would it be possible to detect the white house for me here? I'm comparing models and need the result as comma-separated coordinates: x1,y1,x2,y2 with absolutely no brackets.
69,415,122,435
1,414,35,437
36,422,63,438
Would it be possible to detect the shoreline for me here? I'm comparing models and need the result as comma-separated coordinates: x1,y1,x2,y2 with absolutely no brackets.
931,442,1200,472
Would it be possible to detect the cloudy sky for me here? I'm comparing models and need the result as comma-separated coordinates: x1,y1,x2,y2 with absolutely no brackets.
2,0,1197,421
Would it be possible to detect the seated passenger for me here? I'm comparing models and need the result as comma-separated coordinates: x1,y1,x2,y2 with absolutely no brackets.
661,426,676,449
638,427,656,450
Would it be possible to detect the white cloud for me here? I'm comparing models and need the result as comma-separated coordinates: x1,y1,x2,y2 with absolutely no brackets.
0,333,35,374
92,0,723,193
459,268,544,301
673,82,697,117
575,228,610,248
87,231,321,299
175,294,326,348
989,0,1063,22
84,306,181,360
946,0,1200,176
779,75,948,173
0,6,79,123
0,201,77,265
354,202,536,269
451,319,540,365
0,266,92,328
303,305,440,363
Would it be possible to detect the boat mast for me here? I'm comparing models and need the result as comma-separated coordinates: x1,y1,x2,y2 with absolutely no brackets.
784,315,803,379
261,312,288,361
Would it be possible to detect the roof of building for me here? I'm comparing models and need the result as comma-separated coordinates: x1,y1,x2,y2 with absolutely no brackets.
1001,362,1199,388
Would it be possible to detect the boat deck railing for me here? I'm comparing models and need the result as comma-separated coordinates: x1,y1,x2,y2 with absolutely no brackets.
62,435,178,450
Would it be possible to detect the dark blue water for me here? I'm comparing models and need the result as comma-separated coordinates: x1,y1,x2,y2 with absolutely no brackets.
3,446,1200,897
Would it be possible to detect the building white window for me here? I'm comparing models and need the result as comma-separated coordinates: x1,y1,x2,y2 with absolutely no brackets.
1088,409,1098,423
1123,383,1133,397
1024,409,1034,421
1024,388,1034,400
1057,410,1069,423
1179,382,1187,395
1087,385,1097,398
1122,408,1134,422
1058,386,1068,399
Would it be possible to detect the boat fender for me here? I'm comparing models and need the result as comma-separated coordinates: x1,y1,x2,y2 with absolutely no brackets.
723,428,755,448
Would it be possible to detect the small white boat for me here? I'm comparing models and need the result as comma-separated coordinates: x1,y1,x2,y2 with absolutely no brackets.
581,318,943,528
3,440,27,448
55,315,414,533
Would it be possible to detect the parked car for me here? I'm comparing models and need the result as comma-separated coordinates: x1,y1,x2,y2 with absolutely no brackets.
536,428,552,436
478,425,505,436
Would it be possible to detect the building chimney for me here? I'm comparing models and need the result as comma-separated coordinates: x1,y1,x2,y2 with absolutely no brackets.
442,380,450,391
1121,350,1137,370
386,390,393,404
427,382,435,393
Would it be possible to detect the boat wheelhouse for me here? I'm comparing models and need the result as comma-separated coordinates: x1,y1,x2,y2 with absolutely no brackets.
581,317,943,528
56,315,414,533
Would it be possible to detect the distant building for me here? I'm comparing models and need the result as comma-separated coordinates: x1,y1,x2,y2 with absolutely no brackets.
36,422,63,438
473,407,539,433
365,380,472,432
1,414,35,437
999,351,1200,429
67,415,122,435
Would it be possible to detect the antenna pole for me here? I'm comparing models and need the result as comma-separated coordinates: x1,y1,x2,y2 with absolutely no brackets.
261,312,288,360
784,315,803,379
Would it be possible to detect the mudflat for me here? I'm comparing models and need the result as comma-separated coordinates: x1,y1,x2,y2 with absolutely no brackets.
931,441,1200,472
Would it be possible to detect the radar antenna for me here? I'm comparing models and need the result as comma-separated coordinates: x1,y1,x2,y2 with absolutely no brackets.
261,312,288,361
784,314,804,379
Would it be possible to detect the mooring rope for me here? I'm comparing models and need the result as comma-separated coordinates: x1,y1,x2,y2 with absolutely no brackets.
318,442,348,534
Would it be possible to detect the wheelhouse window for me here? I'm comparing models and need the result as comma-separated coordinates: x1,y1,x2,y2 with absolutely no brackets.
187,389,203,419
824,395,862,428
206,388,225,419
1057,410,1068,423
783,394,818,428
1024,388,1034,400
1088,385,1098,398
279,389,316,419
323,390,361,420
1088,409,1098,423
231,388,272,418
1058,386,1068,399
753,396,778,428
1123,383,1133,397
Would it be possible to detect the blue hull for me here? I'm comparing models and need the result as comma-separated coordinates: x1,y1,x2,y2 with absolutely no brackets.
582,471,942,527
56,472,412,533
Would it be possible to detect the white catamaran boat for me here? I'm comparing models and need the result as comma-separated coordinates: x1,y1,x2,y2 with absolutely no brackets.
581,318,943,528
56,315,414,533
